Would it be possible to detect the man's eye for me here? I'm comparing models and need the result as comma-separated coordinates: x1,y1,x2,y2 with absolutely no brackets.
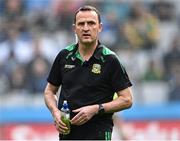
88,22,95,25
78,22,84,26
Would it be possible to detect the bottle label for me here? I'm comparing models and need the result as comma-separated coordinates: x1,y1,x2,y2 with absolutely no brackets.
61,116,70,135
65,114,70,119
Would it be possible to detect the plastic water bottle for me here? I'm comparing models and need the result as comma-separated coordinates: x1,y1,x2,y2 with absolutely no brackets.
60,100,70,134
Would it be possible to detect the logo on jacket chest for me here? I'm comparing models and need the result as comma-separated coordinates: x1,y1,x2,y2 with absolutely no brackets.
91,64,101,74
64,64,75,69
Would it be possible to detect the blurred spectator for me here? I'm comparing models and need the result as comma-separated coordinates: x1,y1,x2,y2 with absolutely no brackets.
26,39,51,93
142,59,164,81
25,0,54,34
27,54,50,93
85,0,103,12
150,0,175,22
25,0,50,12
0,20,8,42
163,34,180,80
37,31,69,63
9,64,28,93
1,48,18,87
51,0,82,31
25,1,50,33
1,0,25,21
163,34,180,101
28,9,49,32
0,63,10,95
103,1,130,22
1,0,28,35
123,2,159,50
100,1,131,50
0,28,33,64
0,71,9,94
168,63,180,101
100,11,119,51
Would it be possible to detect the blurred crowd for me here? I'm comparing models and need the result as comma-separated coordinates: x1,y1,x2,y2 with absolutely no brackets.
0,0,180,104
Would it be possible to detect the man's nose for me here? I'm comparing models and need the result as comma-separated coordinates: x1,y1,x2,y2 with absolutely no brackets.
83,23,89,31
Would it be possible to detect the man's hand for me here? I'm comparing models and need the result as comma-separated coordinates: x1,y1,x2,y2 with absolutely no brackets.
71,105,99,125
52,109,68,134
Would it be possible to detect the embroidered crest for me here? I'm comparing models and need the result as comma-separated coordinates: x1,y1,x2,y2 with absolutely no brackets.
92,64,101,74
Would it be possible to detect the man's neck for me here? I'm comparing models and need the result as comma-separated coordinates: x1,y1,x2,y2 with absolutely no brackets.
78,41,98,61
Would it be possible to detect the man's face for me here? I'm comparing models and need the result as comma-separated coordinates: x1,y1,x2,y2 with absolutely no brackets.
73,11,102,45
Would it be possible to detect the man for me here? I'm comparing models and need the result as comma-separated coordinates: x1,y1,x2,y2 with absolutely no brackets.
44,5,133,140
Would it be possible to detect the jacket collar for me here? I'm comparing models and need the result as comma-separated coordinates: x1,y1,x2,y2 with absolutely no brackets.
68,41,105,62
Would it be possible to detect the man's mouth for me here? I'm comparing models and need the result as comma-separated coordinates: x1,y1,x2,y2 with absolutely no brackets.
82,34,91,37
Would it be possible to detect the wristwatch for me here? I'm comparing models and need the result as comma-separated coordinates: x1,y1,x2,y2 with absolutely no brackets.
98,104,105,115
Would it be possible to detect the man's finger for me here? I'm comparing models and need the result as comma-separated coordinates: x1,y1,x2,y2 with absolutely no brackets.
72,107,82,113
54,122,69,133
71,112,83,123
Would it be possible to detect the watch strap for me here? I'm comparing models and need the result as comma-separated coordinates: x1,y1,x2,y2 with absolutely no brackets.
98,104,105,115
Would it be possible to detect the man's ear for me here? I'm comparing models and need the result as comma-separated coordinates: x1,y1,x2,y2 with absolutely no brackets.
72,24,76,33
99,23,103,32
